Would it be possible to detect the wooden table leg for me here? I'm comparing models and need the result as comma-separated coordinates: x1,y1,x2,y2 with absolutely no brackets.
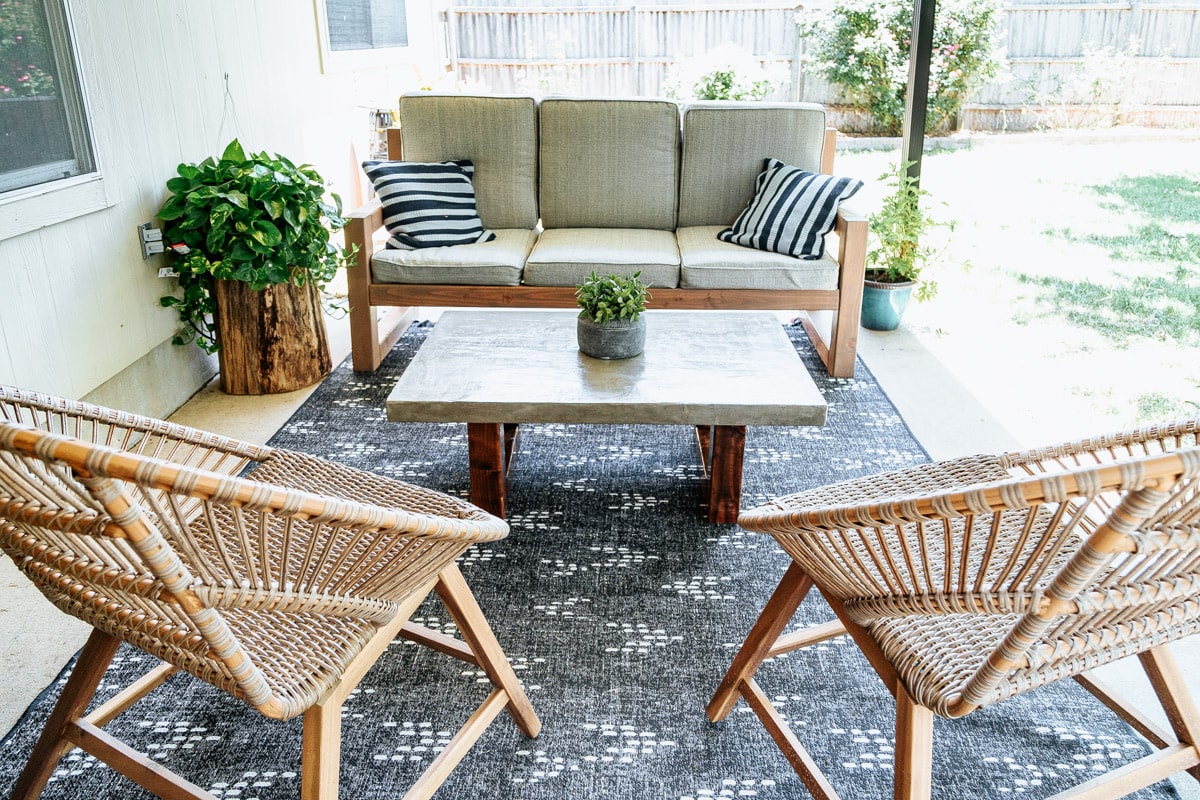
503,423,520,475
467,422,506,518
708,425,746,524
695,425,713,476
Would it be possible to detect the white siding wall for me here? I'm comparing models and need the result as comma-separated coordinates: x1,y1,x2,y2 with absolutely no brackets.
0,0,443,413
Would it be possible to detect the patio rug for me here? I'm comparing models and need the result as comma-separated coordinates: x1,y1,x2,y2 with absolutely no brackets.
0,322,1180,800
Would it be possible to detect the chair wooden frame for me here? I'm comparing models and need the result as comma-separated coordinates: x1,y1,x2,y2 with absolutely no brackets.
709,421,1200,799
0,386,540,800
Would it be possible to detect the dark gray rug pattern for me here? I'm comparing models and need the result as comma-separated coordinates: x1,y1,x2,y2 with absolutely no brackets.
0,322,1178,799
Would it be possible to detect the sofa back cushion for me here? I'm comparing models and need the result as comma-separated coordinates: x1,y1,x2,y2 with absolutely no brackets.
539,98,679,230
678,102,828,228
397,94,539,230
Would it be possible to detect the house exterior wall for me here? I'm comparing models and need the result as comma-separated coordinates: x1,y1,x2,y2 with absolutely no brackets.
0,0,445,416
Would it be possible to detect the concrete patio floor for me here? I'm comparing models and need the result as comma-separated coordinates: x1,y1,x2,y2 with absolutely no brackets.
1,310,1196,798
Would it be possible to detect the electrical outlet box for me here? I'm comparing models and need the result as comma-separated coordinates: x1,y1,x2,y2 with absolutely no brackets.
139,222,165,259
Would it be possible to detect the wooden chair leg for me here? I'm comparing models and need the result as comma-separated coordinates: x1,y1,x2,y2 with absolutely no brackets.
434,563,541,737
893,684,934,800
301,701,343,800
708,563,814,722
1140,644,1200,782
10,629,121,800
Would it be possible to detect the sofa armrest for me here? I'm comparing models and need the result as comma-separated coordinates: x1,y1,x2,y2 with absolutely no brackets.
344,198,410,372
822,127,838,175
826,204,868,377
344,197,383,324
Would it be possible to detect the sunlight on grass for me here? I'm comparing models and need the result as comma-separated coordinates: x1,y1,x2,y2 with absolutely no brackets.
1015,265,1200,346
1020,173,1200,347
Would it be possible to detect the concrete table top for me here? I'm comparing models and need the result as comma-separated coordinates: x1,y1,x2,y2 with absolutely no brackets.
386,310,827,427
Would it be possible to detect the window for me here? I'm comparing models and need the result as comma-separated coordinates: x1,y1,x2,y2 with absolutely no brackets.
0,0,96,196
326,0,408,51
315,0,412,73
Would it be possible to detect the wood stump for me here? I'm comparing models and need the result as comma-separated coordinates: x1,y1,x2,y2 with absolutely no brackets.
213,278,332,395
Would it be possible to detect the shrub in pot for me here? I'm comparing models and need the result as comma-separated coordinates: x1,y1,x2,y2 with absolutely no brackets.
157,139,352,394
574,272,651,359
862,162,951,331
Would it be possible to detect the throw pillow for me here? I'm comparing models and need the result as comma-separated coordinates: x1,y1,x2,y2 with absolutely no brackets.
361,159,496,249
719,158,863,259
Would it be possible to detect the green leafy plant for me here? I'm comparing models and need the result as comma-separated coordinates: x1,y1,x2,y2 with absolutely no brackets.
575,272,651,324
866,162,954,301
797,0,1001,135
663,44,783,102
157,139,353,352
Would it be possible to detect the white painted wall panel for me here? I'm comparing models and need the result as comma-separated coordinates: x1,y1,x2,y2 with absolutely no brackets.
0,0,444,413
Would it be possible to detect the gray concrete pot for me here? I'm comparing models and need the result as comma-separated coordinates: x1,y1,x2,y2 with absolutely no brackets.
577,314,646,359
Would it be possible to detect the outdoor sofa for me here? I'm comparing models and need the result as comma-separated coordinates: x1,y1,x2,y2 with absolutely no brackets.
345,94,869,377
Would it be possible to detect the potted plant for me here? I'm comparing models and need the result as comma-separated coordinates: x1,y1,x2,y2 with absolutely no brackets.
157,139,353,394
574,272,651,359
862,162,951,331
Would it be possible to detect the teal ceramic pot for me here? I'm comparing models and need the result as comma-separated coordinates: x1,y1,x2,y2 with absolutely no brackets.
577,314,646,359
860,279,915,331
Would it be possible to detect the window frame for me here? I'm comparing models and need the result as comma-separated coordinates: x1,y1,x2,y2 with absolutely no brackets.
0,0,111,241
313,0,413,74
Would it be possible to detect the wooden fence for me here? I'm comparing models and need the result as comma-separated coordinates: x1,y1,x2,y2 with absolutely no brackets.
444,1,1200,130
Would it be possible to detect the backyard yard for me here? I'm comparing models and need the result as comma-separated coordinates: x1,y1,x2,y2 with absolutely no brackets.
837,130,1200,447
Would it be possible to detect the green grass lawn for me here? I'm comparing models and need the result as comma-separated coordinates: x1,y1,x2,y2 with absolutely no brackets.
837,131,1200,446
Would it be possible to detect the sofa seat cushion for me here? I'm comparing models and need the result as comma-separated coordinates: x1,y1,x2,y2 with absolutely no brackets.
524,228,680,288
677,226,839,291
370,228,536,286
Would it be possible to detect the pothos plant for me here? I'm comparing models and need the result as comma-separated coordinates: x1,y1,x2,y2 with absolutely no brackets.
156,139,353,353
575,271,651,324
866,162,955,302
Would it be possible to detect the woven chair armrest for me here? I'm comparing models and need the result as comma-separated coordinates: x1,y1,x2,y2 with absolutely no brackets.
766,453,1013,512
741,447,1200,534
1,425,508,543
1000,419,1199,472
0,384,273,465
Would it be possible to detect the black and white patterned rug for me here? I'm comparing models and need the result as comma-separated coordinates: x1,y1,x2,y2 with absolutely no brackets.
0,322,1179,799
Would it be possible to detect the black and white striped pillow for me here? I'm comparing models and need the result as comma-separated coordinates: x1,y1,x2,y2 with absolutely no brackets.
719,158,862,259
362,160,496,250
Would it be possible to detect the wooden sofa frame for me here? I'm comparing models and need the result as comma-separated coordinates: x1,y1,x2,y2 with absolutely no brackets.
344,128,868,378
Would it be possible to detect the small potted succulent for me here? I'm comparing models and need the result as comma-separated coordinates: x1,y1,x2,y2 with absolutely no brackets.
574,271,651,359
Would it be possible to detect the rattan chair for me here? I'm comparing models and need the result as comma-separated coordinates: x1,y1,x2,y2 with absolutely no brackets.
0,385,540,800
709,421,1200,799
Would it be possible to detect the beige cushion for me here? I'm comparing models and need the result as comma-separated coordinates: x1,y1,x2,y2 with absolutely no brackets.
538,98,679,230
677,226,839,291
370,229,536,286
678,102,829,228
397,94,538,230
524,228,680,288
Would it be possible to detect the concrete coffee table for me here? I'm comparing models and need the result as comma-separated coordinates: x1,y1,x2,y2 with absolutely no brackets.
386,310,827,523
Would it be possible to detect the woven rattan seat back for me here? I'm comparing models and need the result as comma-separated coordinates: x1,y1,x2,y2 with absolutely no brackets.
0,385,539,800
709,420,1200,800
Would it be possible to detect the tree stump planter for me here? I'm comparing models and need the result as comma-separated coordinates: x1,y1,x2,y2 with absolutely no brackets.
213,278,332,395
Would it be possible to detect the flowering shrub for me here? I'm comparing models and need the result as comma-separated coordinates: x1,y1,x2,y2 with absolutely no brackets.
797,0,1001,135
663,44,784,102
0,0,57,97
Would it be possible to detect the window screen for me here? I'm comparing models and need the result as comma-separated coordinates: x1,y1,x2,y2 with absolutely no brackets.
326,0,408,52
